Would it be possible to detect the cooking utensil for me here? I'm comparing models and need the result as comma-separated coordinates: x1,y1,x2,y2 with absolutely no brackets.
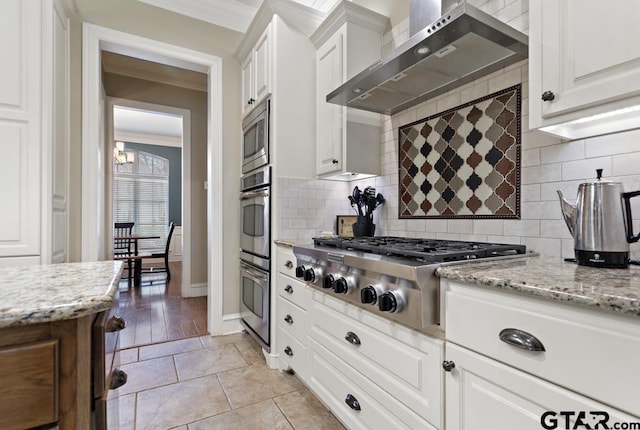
558,169,640,268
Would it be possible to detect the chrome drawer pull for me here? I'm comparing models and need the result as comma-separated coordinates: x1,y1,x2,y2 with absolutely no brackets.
110,368,128,390
285,260,294,269
345,331,361,346
107,315,126,332
284,285,293,294
345,394,361,411
499,328,546,352
284,346,293,356
284,314,293,324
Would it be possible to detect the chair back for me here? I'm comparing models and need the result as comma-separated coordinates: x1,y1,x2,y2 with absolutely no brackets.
164,222,176,255
114,222,135,255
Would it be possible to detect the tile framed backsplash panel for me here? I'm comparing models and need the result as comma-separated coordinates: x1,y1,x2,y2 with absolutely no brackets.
398,85,521,219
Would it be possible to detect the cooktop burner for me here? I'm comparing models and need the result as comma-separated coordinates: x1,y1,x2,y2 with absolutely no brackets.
312,236,526,263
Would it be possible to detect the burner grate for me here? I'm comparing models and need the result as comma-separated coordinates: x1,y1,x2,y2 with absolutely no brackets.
312,237,525,263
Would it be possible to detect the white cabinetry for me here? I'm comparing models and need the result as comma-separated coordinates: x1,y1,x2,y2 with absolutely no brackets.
529,0,640,139
311,2,388,180
0,0,70,265
307,289,443,430
443,280,640,429
241,25,271,118
275,246,308,379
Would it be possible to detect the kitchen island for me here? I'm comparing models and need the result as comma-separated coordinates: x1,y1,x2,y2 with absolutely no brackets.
0,261,123,429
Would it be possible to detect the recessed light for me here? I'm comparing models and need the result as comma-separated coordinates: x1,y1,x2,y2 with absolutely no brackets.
415,46,430,55
353,88,363,94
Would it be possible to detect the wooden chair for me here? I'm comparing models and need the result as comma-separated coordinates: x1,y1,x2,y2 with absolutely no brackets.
138,222,176,283
113,222,135,286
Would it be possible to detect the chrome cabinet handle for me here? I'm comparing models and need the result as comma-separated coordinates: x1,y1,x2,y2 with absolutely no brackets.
285,260,294,269
284,285,293,294
344,331,361,346
345,394,361,411
284,346,293,356
499,328,546,352
107,315,126,332
284,314,293,324
110,368,128,390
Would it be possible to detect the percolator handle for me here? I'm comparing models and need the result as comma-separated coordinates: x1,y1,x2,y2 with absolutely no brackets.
622,191,640,243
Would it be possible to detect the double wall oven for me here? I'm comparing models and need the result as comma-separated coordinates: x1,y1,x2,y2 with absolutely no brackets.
239,96,271,351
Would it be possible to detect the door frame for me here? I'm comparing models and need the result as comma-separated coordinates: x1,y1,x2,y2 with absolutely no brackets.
107,97,192,297
81,23,225,335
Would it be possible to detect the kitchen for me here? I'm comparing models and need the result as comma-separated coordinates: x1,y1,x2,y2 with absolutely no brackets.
1,0,640,429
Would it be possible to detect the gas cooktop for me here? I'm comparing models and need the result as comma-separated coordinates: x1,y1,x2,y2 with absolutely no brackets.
312,236,526,263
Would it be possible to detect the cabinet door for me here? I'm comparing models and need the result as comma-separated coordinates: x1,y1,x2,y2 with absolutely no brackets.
531,0,640,121
241,54,254,117
445,343,636,430
316,31,344,176
254,26,271,104
0,0,41,259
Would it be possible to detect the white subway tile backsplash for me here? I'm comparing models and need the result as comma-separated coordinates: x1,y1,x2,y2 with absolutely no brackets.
540,219,571,239
540,180,583,201
522,148,540,167
521,183,541,202
504,219,540,236
521,237,562,257
585,128,640,158
522,163,562,184
487,235,522,244
562,157,612,181
473,220,504,235
613,152,640,176
540,140,585,165
488,66,522,93
460,80,489,104
448,219,473,234
437,92,462,112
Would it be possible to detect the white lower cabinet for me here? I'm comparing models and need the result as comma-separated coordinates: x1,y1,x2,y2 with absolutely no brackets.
306,289,443,430
445,343,635,430
443,280,640,429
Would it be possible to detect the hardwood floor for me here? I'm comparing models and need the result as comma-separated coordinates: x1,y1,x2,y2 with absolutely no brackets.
118,261,208,349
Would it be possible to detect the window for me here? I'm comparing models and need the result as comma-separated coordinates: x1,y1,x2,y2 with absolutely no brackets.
114,150,169,250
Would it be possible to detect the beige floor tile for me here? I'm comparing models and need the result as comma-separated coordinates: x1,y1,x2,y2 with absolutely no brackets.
187,399,293,430
139,337,204,361
234,339,265,365
218,364,305,409
274,389,345,430
120,348,139,365
118,393,136,430
136,374,230,430
174,344,248,381
199,332,251,348
120,356,178,396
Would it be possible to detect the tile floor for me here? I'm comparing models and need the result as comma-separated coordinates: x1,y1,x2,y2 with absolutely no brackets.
117,331,345,429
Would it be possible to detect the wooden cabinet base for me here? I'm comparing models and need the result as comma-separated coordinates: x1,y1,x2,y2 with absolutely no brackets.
0,317,92,430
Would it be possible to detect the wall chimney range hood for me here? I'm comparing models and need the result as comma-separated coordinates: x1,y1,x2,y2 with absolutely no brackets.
326,0,528,116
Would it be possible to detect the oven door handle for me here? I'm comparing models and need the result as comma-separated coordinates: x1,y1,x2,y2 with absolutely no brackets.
240,263,268,283
241,190,269,200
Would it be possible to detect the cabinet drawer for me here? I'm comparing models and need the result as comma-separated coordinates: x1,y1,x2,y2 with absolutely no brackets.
308,337,436,430
276,247,297,278
308,291,443,427
277,327,307,379
276,296,306,341
0,339,58,429
276,272,306,309
445,281,640,416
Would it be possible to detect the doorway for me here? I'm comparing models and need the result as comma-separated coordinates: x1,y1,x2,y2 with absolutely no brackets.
82,23,225,335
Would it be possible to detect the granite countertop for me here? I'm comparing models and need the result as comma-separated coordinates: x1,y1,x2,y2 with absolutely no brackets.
436,256,640,318
274,239,314,247
0,261,124,328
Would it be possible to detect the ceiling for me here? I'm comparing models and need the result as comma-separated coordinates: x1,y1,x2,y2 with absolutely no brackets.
137,0,341,33
114,106,183,146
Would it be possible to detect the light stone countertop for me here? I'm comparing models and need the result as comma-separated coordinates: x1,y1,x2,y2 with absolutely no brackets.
0,261,123,328
436,256,640,318
274,239,314,248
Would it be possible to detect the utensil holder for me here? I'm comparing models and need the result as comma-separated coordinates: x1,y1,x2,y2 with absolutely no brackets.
352,217,375,237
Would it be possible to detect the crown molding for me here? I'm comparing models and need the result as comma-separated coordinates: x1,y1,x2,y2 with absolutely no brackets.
311,1,389,48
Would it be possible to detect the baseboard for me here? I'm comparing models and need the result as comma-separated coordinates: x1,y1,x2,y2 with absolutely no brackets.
221,313,244,335
263,349,279,369
183,282,207,298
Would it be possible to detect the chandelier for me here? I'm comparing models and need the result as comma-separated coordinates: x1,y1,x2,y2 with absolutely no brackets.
113,141,135,165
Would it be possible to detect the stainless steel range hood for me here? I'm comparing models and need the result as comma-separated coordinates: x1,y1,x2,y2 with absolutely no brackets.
326,0,528,116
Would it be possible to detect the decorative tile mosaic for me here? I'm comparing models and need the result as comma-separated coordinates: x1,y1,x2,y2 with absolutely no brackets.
398,84,521,219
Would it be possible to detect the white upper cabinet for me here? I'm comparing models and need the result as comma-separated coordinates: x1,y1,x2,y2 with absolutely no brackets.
241,24,272,118
311,2,388,181
529,0,640,139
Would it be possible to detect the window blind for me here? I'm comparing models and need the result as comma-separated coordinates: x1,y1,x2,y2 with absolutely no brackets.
113,150,169,250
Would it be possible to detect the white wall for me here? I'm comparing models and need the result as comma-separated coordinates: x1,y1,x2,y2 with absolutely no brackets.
277,0,640,260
